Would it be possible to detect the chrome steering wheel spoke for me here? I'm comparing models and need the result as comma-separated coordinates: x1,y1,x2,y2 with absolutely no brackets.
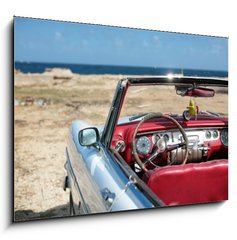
143,149,161,166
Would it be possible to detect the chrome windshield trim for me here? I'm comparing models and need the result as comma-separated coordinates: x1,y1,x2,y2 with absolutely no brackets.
101,79,128,148
126,76,228,87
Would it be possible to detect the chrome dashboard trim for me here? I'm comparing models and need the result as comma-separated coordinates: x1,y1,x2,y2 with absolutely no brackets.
136,126,228,136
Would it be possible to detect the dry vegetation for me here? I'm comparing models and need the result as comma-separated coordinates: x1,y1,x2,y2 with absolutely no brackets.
14,70,228,221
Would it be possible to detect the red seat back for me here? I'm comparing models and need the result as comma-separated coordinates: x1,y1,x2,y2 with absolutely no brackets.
147,160,228,206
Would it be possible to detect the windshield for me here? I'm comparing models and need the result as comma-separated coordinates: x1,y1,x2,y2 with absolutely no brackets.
120,84,228,120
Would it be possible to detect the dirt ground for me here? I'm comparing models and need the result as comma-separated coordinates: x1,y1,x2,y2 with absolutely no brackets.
14,70,228,221
14,72,120,221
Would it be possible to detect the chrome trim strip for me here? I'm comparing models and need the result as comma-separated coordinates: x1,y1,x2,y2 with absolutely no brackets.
137,126,228,136
108,148,164,207
66,147,90,214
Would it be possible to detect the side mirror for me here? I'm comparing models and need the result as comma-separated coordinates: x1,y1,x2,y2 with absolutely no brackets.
78,127,100,147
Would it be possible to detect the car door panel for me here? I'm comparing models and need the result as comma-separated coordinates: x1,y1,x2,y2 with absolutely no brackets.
66,120,155,214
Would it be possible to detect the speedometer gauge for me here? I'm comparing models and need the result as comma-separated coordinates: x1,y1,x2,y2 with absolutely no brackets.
221,129,228,146
136,136,151,155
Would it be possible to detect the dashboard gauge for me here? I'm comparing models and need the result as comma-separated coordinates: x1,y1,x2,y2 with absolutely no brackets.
152,134,160,144
164,134,169,142
136,136,151,155
221,129,228,146
213,130,219,139
205,130,212,139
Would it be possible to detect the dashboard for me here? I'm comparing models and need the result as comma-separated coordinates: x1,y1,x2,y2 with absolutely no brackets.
134,127,228,164
112,117,228,166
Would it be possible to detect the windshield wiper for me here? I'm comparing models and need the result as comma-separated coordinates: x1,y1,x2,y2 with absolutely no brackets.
129,113,149,121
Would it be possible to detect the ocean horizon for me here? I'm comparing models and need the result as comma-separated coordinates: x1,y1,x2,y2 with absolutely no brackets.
14,61,228,77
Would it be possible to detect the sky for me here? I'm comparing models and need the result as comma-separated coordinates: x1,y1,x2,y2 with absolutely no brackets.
14,17,228,71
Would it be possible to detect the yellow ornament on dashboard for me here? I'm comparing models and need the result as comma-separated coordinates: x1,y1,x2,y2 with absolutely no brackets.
187,99,197,116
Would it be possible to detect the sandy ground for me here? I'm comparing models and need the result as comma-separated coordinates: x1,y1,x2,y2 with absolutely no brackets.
14,72,120,221
14,70,228,221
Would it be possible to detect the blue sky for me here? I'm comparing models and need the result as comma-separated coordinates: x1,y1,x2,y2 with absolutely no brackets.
14,17,228,71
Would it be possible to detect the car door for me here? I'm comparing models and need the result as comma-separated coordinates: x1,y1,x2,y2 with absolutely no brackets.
66,121,156,215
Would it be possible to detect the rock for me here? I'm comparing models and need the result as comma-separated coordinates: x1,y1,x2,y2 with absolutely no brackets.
14,69,22,75
15,99,20,106
25,97,34,106
34,98,51,106
15,119,27,127
43,68,73,80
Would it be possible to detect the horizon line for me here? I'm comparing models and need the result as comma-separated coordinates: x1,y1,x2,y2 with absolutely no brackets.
14,61,228,72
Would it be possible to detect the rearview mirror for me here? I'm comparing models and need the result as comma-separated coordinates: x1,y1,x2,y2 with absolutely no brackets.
79,127,100,146
176,86,215,97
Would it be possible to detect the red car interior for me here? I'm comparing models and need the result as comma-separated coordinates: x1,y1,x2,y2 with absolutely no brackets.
146,159,228,205
112,115,228,205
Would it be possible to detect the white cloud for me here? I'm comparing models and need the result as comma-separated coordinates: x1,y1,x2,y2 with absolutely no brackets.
153,35,161,48
82,39,89,46
153,35,159,41
211,44,222,54
55,31,63,41
142,40,149,48
114,38,123,47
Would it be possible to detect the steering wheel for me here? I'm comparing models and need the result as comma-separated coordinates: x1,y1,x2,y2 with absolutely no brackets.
132,112,189,172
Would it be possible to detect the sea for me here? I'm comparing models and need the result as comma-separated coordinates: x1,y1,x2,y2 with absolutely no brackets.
15,62,228,77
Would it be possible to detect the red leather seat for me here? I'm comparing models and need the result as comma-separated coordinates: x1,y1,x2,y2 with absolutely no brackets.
147,159,228,206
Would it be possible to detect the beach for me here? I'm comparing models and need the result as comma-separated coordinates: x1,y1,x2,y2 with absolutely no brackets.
14,69,228,221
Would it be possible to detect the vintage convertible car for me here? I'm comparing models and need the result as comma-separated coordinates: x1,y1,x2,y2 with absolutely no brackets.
64,76,228,215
